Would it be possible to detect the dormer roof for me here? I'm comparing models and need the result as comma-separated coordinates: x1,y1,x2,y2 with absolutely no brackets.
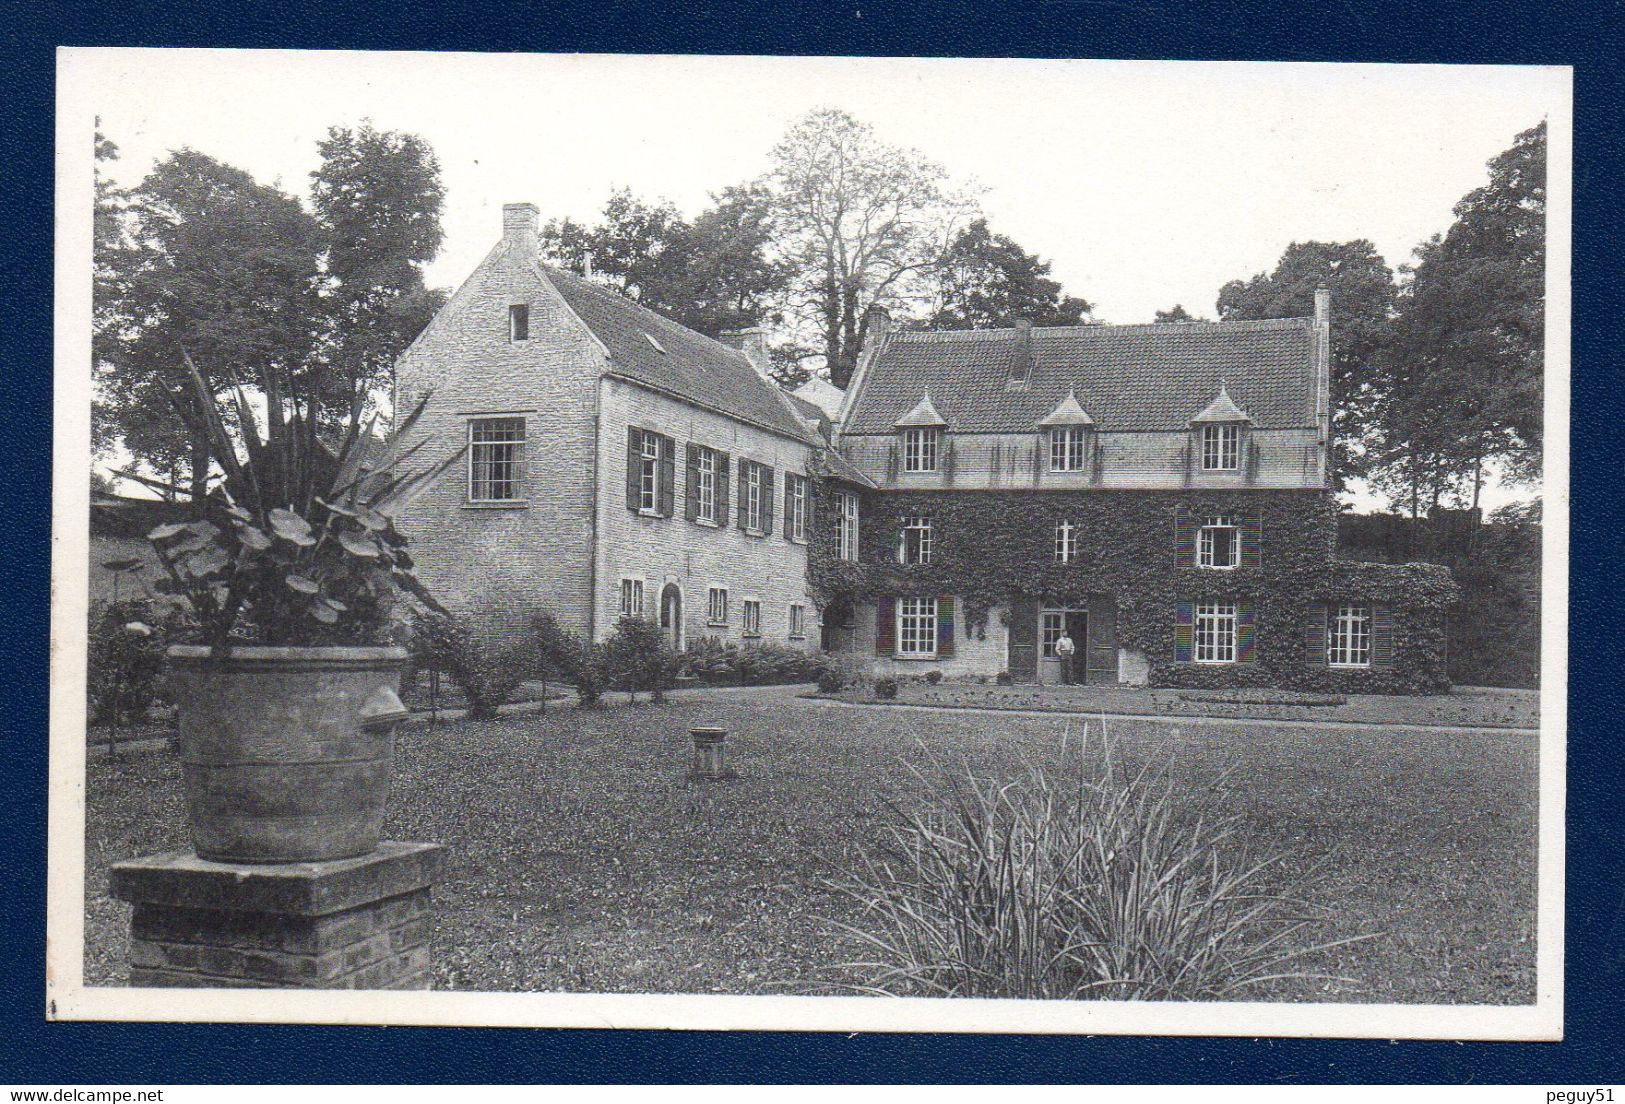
1037,388,1094,427
893,389,948,428
1189,382,1253,425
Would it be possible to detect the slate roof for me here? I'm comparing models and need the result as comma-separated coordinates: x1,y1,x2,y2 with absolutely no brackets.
842,318,1317,434
546,267,813,442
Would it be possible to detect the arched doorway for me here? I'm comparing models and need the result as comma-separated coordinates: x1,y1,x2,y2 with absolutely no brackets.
659,583,683,650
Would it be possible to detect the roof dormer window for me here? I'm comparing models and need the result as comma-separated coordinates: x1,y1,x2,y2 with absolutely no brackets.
1189,383,1252,475
894,389,948,474
1038,387,1095,473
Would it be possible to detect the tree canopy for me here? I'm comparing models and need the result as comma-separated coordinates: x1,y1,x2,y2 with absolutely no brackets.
927,218,1092,330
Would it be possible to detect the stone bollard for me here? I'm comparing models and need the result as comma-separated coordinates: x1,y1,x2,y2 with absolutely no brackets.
109,841,445,989
689,726,734,782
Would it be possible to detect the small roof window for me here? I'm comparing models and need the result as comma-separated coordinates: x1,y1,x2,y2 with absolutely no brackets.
644,333,667,355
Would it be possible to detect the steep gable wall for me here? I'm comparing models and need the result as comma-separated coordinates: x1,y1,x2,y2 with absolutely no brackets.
394,244,605,638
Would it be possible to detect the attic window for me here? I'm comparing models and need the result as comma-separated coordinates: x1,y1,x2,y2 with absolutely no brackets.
644,333,667,354
508,304,529,343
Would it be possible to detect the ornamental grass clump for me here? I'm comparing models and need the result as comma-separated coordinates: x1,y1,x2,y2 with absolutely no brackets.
832,722,1370,1001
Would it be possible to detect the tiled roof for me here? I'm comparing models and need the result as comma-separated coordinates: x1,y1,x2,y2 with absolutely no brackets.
816,446,877,489
842,318,1317,434
546,267,812,442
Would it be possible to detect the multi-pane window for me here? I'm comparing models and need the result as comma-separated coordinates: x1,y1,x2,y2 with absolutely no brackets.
742,599,762,636
1055,519,1079,563
1329,604,1372,668
638,431,661,513
1201,423,1240,471
1194,601,1237,664
468,416,526,503
707,587,728,626
899,514,934,565
789,603,806,639
694,448,718,523
742,462,766,532
838,492,860,562
508,303,529,342
786,473,808,542
1040,610,1067,658
619,578,645,619
902,427,939,473
1198,515,1239,569
1050,426,1088,472
897,597,938,657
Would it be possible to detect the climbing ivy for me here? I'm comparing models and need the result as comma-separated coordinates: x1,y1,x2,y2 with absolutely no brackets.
808,482,1455,694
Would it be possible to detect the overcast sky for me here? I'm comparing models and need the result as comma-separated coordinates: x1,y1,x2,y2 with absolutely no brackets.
71,50,1564,507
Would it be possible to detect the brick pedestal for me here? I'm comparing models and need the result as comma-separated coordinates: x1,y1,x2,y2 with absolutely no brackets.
110,841,445,990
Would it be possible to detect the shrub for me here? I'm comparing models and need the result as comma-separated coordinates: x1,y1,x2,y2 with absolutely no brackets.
831,723,1366,1000
816,653,868,693
86,598,191,726
995,670,1013,686
924,669,944,685
873,676,899,700
603,616,680,702
413,612,526,721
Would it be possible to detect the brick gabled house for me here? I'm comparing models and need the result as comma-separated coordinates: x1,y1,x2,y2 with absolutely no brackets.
818,297,1454,692
394,203,871,649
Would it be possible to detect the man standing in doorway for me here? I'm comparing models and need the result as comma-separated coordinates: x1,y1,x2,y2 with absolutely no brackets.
1055,627,1077,685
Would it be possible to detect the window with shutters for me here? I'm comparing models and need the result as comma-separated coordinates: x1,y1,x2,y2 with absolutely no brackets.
1194,601,1236,663
902,427,939,473
899,514,933,565
707,586,728,626
789,603,807,639
1055,519,1079,563
467,416,526,503
897,597,938,657
1329,604,1372,668
1198,515,1239,569
742,462,766,533
618,578,645,619
786,473,809,542
693,447,718,523
1049,426,1088,472
837,492,860,562
508,303,529,342
1201,424,1240,470
635,431,662,514
742,599,762,637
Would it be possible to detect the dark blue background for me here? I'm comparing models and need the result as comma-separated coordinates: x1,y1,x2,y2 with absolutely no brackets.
4,0,1620,1084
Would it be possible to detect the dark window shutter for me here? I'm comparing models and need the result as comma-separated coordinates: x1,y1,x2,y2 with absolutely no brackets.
1372,603,1395,667
1305,601,1329,666
1174,599,1194,662
1007,598,1038,682
657,435,676,517
937,596,955,657
737,459,749,529
1174,510,1197,568
1237,597,1258,663
1239,511,1263,568
761,465,776,536
715,452,730,525
685,444,700,521
875,597,896,656
783,473,795,539
625,426,642,511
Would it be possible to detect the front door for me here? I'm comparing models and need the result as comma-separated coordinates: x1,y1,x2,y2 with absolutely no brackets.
659,583,682,649
1038,608,1087,685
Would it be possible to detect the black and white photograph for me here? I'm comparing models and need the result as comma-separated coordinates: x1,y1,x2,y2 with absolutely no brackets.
48,50,1568,1038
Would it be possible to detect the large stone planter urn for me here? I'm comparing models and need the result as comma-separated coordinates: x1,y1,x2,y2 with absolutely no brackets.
167,645,410,864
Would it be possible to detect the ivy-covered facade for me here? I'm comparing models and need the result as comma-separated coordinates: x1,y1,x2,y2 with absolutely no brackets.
810,295,1455,694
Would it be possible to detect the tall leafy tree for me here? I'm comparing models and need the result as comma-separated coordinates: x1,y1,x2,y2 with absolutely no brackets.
1371,121,1546,511
310,122,447,415
94,149,325,505
765,108,978,387
1217,240,1397,485
927,218,1092,330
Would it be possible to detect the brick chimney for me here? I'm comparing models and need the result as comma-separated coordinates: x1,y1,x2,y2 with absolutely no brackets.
862,303,893,349
502,202,539,258
719,327,771,377
1313,287,1331,457
1008,318,1035,388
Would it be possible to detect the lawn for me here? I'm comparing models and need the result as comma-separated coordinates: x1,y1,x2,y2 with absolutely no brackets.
84,690,1539,1002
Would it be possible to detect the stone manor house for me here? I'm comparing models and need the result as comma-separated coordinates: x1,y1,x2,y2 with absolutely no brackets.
397,203,1451,692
